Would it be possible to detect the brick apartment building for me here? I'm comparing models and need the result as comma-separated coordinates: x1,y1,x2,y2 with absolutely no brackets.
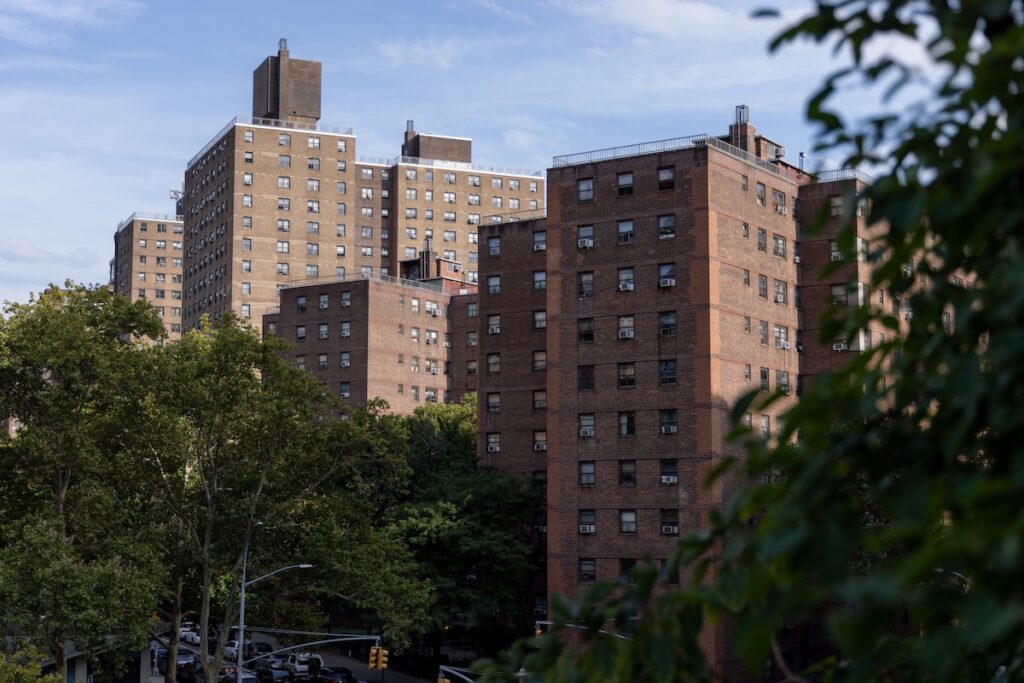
178,40,543,334
110,212,185,341
261,252,477,413
463,106,889,676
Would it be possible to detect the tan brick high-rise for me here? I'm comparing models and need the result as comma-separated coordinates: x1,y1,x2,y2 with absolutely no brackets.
111,212,185,341
180,42,543,333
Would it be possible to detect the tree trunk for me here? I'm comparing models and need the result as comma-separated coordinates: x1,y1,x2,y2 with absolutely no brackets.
50,635,66,683
166,576,184,683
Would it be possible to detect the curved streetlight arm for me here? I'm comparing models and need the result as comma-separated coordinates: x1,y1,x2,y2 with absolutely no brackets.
245,563,314,588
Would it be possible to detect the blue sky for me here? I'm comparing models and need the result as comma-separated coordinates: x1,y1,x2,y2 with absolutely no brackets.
0,0,906,306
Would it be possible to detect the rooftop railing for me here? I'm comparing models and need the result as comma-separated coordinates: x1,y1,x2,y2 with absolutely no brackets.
484,208,547,224
552,134,712,167
279,271,444,294
813,168,875,185
188,116,355,169
393,155,544,178
117,212,183,232
264,306,280,316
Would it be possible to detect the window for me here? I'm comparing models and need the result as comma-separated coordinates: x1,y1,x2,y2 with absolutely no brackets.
532,350,547,371
306,221,320,234
487,236,501,256
755,182,766,207
757,228,767,251
617,267,635,291
742,222,749,238
743,269,751,286
443,191,456,203
242,216,252,228
306,265,319,277
831,284,849,306
487,393,501,413
760,367,770,392
658,215,676,239
772,234,787,258
618,412,636,436
774,325,789,348
509,198,520,210
487,314,500,334
533,270,547,290
618,315,635,339
337,160,347,172
361,246,373,257
361,168,373,180
759,320,769,344
490,177,502,188
278,155,291,168
830,195,844,216
658,166,675,189
774,279,788,305
659,359,677,385
533,310,547,329
491,196,503,208
466,332,477,347
577,224,594,247
241,282,252,295
579,509,596,533
618,510,637,534
661,459,679,483
277,219,290,232
339,351,351,368
444,172,457,184
468,174,480,187
744,364,752,381
777,370,791,394
468,213,480,225
317,323,329,340
617,172,634,196
296,326,306,341
242,260,252,272
443,211,456,222
578,318,595,342
242,238,252,251
617,220,635,244
661,510,680,535
577,365,595,390
534,390,547,409
660,311,677,336
487,353,501,374
532,231,546,250
487,275,501,295
578,414,595,437
741,175,748,191
760,415,771,440
307,200,320,213
617,363,636,388
276,263,289,275
578,178,594,201
243,172,253,186
578,272,594,297
658,263,676,287
360,226,374,238
772,189,787,215
465,360,477,376
576,461,597,488
618,460,637,485
659,410,679,434
579,558,596,583
405,168,417,181
758,274,768,299
277,197,290,211
243,129,254,142
242,195,253,208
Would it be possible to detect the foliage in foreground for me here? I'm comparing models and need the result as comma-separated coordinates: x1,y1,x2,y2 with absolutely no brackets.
480,1,1024,681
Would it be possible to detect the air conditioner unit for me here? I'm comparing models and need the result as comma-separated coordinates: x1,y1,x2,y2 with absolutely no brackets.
775,294,785,303
832,342,848,351
453,264,462,272
533,243,547,252
831,253,842,262
617,281,635,291
781,386,792,395
444,341,451,348
429,368,438,375
319,303,328,310
659,277,676,288
487,445,501,453
904,312,913,321
340,361,350,368
533,443,548,452
431,310,440,317
780,341,791,350
579,428,595,438
579,524,596,534
662,525,680,535
340,392,350,399
618,328,635,339
341,331,351,338
577,238,594,249
793,256,801,264
661,425,678,435
659,233,674,239
340,300,351,307
775,146,787,159
660,475,678,485
488,325,501,334
778,206,788,215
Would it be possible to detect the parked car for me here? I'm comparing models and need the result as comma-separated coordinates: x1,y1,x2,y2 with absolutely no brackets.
245,642,275,662
256,667,295,683
224,640,242,662
312,667,355,683
282,654,324,678
219,669,258,683
252,654,285,672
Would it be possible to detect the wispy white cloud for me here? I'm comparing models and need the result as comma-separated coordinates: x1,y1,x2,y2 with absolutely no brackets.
469,0,533,23
0,244,100,268
0,0,142,46
376,36,475,70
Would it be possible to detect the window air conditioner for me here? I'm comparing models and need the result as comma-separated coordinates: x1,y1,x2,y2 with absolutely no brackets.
618,328,635,339
662,525,680,535
340,361,350,368
533,243,547,252
340,300,351,307
661,425,678,434
780,341,791,350
341,331,351,337
577,238,594,249
579,524,596,534
319,303,328,310
659,278,676,288
660,475,678,485
533,443,548,452
775,294,785,303
831,253,842,262
618,281,635,291
487,445,501,453
340,392,350,399
579,428,595,438
905,312,913,321
793,256,801,263
488,325,501,334
832,342,848,351
431,310,440,317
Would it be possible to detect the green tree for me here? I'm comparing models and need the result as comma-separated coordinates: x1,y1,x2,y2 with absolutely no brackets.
389,397,543,656
0,285,167,682
0,643,61,683
480,2,1024,681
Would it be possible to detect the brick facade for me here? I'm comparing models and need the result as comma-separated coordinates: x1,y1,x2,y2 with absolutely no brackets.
111,213,184,341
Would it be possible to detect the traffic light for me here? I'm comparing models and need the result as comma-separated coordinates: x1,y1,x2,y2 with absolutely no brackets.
368,646,380,670
378,648,389,670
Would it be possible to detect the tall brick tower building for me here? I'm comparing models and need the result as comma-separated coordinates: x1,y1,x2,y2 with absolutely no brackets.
111,212,185,341
180,42,543,333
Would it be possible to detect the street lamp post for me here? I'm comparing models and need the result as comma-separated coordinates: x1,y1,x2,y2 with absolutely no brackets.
237,529,312,683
